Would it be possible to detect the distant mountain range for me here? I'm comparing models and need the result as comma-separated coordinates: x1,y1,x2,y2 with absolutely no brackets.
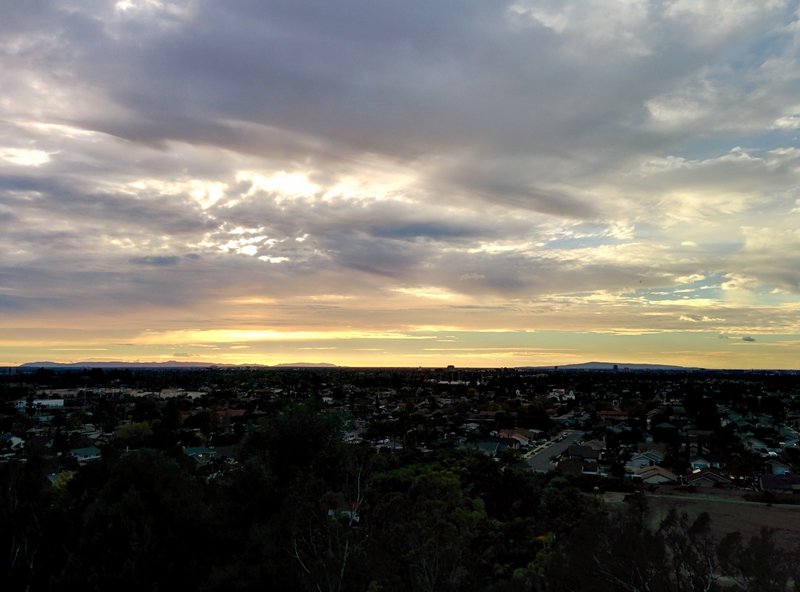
20,361,231,369
8,360,796,373
519,361,702,371
18,361,338,369
10,360,796,372
272,362,338,368
16,360,709,371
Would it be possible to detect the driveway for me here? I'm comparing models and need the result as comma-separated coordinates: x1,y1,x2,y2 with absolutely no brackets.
527,429,585,472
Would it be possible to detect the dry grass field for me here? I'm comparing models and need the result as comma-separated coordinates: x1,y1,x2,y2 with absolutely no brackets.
643,492,800,547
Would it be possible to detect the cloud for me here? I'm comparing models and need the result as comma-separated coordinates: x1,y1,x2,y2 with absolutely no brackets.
2,1,800,367
130,256,183,266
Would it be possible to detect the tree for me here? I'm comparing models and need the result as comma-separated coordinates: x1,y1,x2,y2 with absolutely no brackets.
658,509,718,591
0,454,51,592
541,495,720,592
539,476,595,534
57,450,212,592
588,494,667,592
368,466,486,592
287,447,372,592
717,528,791,592
238,400,344,484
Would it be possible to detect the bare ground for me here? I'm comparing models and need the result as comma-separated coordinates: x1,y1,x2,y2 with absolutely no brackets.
602,489,800,547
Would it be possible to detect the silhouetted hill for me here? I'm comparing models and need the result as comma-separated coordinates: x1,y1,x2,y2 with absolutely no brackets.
273,362,338,368
519,361,703,371
18,360,338,370
20,361,237,369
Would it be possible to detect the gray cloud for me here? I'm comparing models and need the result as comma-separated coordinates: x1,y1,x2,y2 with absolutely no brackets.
13,0,788,213
2,0,800,360
130,256,183,266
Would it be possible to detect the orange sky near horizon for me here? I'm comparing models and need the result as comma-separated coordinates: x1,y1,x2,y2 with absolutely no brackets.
2,1,800,369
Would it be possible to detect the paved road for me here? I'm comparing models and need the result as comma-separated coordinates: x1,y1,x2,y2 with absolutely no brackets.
527,430,585,472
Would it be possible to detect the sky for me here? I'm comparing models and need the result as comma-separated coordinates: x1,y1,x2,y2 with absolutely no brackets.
2,0,800,369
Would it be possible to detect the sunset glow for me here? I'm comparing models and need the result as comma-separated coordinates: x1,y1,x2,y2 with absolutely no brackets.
2,1,800,368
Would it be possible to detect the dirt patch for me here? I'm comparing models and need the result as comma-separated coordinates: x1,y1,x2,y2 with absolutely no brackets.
645,493,800,547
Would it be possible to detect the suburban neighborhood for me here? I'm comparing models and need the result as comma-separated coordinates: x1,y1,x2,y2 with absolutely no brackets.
4,365,800,497
3,364,800,591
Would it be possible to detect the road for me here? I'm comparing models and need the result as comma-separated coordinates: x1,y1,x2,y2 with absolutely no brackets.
526,429,585,472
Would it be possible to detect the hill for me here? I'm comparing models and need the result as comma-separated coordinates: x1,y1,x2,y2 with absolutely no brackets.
519,361,702,371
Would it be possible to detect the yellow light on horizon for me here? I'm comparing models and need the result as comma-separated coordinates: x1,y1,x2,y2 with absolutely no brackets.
132,328,438,345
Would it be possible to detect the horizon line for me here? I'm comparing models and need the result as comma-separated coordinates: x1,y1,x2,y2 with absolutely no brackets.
6,360,800,372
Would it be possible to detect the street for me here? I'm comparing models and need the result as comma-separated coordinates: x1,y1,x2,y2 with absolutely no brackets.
526,429,585,472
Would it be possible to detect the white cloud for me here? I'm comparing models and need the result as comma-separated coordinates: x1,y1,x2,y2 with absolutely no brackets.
0,147,50,167
772,114,800,129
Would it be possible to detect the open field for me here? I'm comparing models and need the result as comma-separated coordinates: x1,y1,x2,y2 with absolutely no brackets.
645,493,800,547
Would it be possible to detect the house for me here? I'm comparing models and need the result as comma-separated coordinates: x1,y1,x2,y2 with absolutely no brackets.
685,469,732,488
632,465,677,484
760,473,800,493
646,408,665,426
558,459,600,477
213,408,247,432
471,438,510,457
0,434,24,450
547,389,576,403
581,460,600,476
670,405,688,420
15,398,65,412
746,437,769,454
499,429,540,447
184,446,217,464
779,425,800,446
765,459,792,475
652,422,679,444
70,446,101,463
557,459,583,477
552,411,590,427
689,454,726,471
582,438,606,451
625,450,665,473
598,409,628,424
610,422,634,434
567,444,601,461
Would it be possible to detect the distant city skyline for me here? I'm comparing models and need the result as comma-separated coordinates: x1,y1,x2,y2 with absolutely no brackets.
2,1,800,368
